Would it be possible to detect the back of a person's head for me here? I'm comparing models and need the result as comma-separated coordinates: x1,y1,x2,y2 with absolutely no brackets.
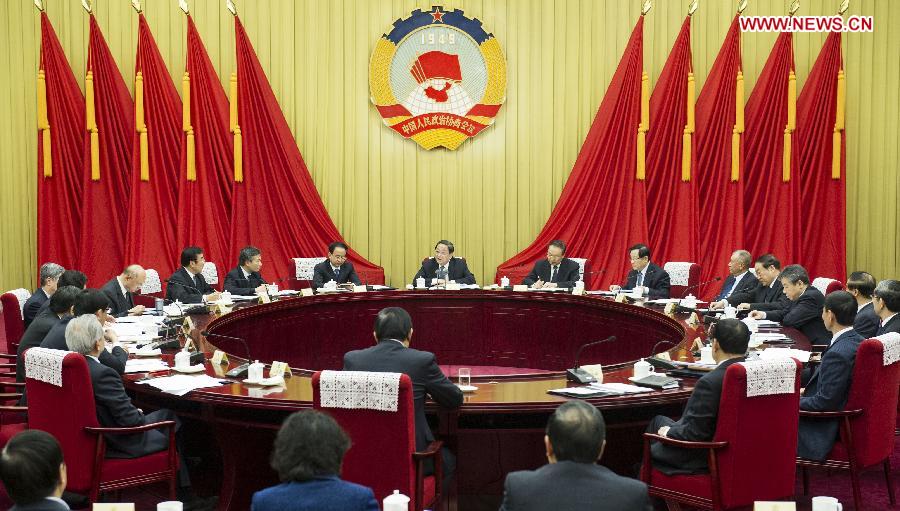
48,285,80,315
0,430,64,506
57,269,87,290
374,307,413,341
780,264,810,285
712,318,751,355
66,314,104,355
875,280,900,313
546,401,605,463
271,410,350,482
846,271,876,298
825,291,858,326
73,289,109,316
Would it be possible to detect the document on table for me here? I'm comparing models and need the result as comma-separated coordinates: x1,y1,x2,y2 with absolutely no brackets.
125,358,169,374
758,348,811,363
137,374,229,396
588,382,654,394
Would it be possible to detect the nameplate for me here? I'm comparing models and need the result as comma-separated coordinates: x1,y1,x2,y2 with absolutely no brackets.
581,363,604,383
614,293,628,303
664,302,677,317
92,504,135,511
301,288,314,297
753,502,796,511
512,285,528,292
571,287,585,296
257,291,271,304
211,350,229,365
654,351,672,360
446,282,461,291
270,360,293,378
692,337,705,351
353,285,367,293
215,302,232,315
686,312,701,328
181,317,194,337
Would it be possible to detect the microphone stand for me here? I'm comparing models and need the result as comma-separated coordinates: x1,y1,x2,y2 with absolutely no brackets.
566,335,616,384
202,330,253,378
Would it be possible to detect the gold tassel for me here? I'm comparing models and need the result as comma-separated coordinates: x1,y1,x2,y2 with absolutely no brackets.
786,70,796,130
835,69,845,130
234,126,243,182
640,72,649,131
636,129,646,180
731,128,740,182
735,71,745,133
832,129,841,179
42,128,52,177
90,130,100,180
181,72,190,131
186,129,196,181
782,129,792,182
85,71,96,131
681,130,691,181
135,71,144,130
139,131,149,181
37,70,49,130
686,72,695,132
229,72,238,132
832,69,845,180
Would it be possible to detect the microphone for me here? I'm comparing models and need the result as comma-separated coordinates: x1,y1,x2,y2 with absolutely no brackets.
202,330,253,378
566,335,616,384
646,340,680,371
681,276,723,299
165,278,202,294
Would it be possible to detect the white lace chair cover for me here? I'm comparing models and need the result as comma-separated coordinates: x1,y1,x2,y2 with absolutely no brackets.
141,268,162,295
740,358,797,397
25,347,69,387
201,262,219,285
663,262,693,287
294,257,326,280
6,288,31,319
874,332,900,366
569,257,588,281
319,370,401,412
812,277,838,296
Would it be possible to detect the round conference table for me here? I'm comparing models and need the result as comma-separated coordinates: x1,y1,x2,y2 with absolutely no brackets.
124,290,807,511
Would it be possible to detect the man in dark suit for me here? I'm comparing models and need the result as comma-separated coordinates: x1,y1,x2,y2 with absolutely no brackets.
873,279,900,336
522,239,582,289
798,291,864,460
22,262,65,329
648,319,749,474
165,246,221,304
737,253,792,312
750,265,830,345
343,307,463,476
846,271,880,339
223,246,268,295
411,239,476,287
0,430,70,511
710,250,760,308
100,265,146,317
610,243,670,299
500,400,652,511
16,286,79,383
312,242,362,289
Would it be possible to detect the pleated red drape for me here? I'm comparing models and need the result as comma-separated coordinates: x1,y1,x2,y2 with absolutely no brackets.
743,32,798,264
79,15,133,283
495,17,648,288
231,17,384,284
797,32,846,280
646,17,698,266
125,14,181,273
696,15,744,298
37,12,84,271
176,16,233,272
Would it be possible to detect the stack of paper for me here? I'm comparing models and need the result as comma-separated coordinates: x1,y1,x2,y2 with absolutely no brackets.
588,382,654,394
125,358,168,374
137,374,228,396
758,348,811,363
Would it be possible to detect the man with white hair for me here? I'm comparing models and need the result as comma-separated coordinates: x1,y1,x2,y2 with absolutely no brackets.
709,250,759,309
23,262,65,329
100,265,146,317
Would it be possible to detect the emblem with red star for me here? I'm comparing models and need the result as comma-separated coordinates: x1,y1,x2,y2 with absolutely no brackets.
430,7,445,22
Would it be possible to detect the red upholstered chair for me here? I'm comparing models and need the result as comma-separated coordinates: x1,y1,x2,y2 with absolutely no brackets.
641,359,802,510
25,348,179,503
133,268,163,308
663,262,701,299
312,371,442,511
798,336,900,510
0,382,27,447
1,291,29,353
811,277,843,296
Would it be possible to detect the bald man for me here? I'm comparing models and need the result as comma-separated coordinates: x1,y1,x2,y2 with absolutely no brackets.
101,265,147,317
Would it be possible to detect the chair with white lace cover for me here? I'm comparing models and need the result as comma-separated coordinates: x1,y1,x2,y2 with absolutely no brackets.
201,262,220,289
6,288,31,318
24,347,69,387
294,257,326,281
568,257,589,282
812,277,843,297
663,262,700,299
140,269,163,295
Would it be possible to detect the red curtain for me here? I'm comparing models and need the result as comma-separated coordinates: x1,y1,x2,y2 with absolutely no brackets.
797,32,846,280
743,32,799,264
231,17,384,284
176,17,233,272
495,17,648,288
696,15,744,298
125,14,181,274
646,17,698,266
79,15,133,283
37,12,84,271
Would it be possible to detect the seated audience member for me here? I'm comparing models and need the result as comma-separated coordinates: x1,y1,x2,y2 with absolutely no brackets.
100,265,146,317
0,430,69,511
312,242,361,289
411,240,476,287
165,246,221,304
750,265,830,345
610,243,670,299
648,319,750,474
16,286,80,382
22,262,65,329
500,401,652,511
224,246,268,296
251,410,378,511
798,291,863,460
522,240,581,289
64,315,213,508
709,250,760,309
846,271,879,339
343,307,463,476
873,279,900,336
737,253,791,311
34,270,88,319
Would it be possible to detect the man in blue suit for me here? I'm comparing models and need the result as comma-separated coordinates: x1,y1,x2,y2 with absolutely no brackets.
798,291,864,460
846,271,880,339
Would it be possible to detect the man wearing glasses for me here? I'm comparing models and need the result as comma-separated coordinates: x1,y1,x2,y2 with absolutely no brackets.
609,243,671,299
873,279,900,336
522,240,581,289
312,242,362,289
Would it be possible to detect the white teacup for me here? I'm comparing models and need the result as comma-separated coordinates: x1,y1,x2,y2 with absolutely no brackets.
633,358,652,379
415,277,426,289
500,276,510,287
157,502,184,511
811,496,842,511
174,350,191,370
723,305,737,318
700,346,714,364
267,284,278,295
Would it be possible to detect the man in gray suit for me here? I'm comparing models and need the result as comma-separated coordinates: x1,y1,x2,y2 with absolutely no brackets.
499,400,652,511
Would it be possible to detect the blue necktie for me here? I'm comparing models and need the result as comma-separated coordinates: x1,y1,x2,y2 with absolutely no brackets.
718,278,735,300
636,272,644,287
334,267,340,280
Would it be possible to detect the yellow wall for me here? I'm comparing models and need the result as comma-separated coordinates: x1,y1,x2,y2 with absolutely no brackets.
0,0,897,291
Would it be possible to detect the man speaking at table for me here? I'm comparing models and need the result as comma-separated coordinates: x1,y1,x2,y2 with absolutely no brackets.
412,239,476,287
610,243,670,299
312,242,361,289
522,240,581,289
223,246,267,296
